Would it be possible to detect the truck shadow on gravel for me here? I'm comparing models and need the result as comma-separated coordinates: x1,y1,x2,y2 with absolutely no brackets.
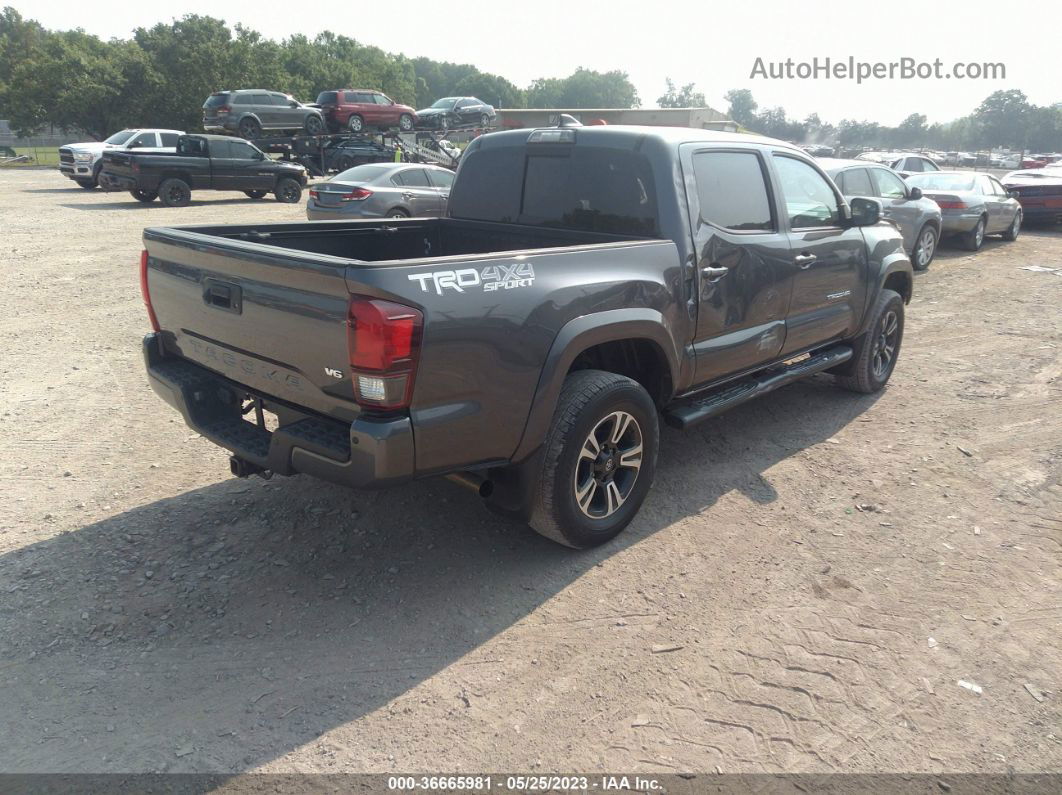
0,376,879,773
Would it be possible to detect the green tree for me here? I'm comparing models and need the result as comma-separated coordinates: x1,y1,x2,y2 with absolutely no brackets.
973,89,1032,148
724,89,758,128
527,68,639,108
657,78,705,108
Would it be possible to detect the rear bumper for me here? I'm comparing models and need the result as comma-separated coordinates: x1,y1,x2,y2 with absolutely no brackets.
940,212,983,235
98,172,137,191
1015,200,1062,223
143,334,414,489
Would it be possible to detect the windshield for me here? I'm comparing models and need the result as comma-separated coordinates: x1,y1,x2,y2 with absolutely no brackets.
450,144,659,235
431,98,458,109
104,130,136,145
906,174,975,191
316,91,338,104
332,164,392,183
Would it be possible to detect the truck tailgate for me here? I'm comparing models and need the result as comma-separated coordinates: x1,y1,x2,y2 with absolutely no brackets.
144,228,357,422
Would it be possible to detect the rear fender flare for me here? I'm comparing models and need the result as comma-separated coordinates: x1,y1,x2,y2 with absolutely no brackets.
509,308,679,463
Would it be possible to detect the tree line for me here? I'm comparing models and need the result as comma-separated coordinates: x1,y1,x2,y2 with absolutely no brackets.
0,8,640,139
724,88,1062,152
3,7,1058,151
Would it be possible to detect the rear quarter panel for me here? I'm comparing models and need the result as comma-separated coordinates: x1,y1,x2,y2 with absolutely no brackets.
351,240,684,474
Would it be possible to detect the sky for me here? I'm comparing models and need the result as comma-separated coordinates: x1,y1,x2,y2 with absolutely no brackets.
21,0,1062,126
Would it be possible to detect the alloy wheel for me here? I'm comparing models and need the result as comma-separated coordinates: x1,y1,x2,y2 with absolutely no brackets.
871,310,899,380
916,228,936,268
573,411,643,519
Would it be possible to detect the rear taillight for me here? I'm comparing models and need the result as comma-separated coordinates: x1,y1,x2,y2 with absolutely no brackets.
308,189,319,199
346,297,423,410
140,250,160,332
216,105,231,115
935,200,967,209
341,187,373,202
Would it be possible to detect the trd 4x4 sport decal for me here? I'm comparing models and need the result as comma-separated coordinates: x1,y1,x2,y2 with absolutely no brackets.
408,263,535,295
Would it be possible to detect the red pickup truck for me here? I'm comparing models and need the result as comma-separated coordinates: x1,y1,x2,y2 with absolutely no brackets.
314,90,417,134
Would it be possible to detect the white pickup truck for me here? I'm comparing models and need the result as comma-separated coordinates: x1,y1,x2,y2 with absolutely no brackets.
58,128,184,188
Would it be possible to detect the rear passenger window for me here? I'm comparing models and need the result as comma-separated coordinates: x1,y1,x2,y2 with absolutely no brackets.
838,168,873,197
233,95,252,105
160,133,179,147
772,155,841,228
691,151,773,231
252,94,271,105
397,169,431,187
871,168,907,199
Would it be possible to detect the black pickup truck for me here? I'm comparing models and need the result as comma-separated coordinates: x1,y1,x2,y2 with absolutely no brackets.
140,125,913,548
100,134,307,207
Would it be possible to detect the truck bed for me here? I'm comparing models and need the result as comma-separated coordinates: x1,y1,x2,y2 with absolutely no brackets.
173,216,651,262
142,217,676,480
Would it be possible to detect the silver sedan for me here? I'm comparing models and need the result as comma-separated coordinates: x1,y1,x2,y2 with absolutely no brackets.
306,163,455,220
820,158,943,270
904,171,1022,251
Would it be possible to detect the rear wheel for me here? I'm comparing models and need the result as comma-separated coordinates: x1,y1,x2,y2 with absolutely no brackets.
130,189,157,203
336,155,354,172
962,216,986,251
388,208,409,219
158,178,191,207
912,224,937,270
238,117,262,140
274,177,302,203
1002,210,1022,241
480,113,490,128
304,115,324,135
835,289,904,394
529,370,659,549
347,115,364,133
244,189,267,199
398,114,414,132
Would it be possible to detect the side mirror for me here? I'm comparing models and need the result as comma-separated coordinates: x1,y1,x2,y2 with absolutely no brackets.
289,101,299,108
908,186,923,200
1008,190,1019,199
848,197,882,227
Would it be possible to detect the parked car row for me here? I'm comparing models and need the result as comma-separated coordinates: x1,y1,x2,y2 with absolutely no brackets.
820,157,1023,266
202,88,496,139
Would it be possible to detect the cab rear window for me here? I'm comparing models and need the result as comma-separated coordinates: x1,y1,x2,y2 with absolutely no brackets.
450,144,659,235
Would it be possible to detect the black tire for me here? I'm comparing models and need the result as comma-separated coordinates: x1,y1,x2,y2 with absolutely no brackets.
244,189,267,199
961,216,986,251
1002,210,1022,241
835,289,904,394
304,114,324,135
274,177,302,203
398,114,414,132
75,179,96,189
529,370,659,549
130,189,157,203
238,117,262,140
911,224,937,271
347,114,364,133
480,113,490,128
336,155,354,172
158,178,191,207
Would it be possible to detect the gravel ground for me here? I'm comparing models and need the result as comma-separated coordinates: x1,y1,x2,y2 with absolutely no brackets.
0,169,1060,775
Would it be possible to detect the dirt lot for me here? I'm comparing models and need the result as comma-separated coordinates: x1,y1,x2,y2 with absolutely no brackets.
0,169,1059,775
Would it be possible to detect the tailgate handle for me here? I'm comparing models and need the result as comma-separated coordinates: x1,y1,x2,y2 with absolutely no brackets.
203,279,242,314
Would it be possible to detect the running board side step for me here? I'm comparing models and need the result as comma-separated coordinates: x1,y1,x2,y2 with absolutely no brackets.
663,345,853,430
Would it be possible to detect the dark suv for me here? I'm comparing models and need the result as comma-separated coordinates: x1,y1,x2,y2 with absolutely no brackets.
203,90,326,139
314,90,417,133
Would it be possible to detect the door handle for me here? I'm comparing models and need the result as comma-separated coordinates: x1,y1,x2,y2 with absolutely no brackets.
794,253,818,269
701,265,729,280
402,192,414,199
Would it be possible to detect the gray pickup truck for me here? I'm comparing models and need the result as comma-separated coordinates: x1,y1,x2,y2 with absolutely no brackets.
140,125,913,548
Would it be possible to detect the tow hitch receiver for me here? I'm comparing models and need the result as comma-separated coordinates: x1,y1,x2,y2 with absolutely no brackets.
230,455,268,479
